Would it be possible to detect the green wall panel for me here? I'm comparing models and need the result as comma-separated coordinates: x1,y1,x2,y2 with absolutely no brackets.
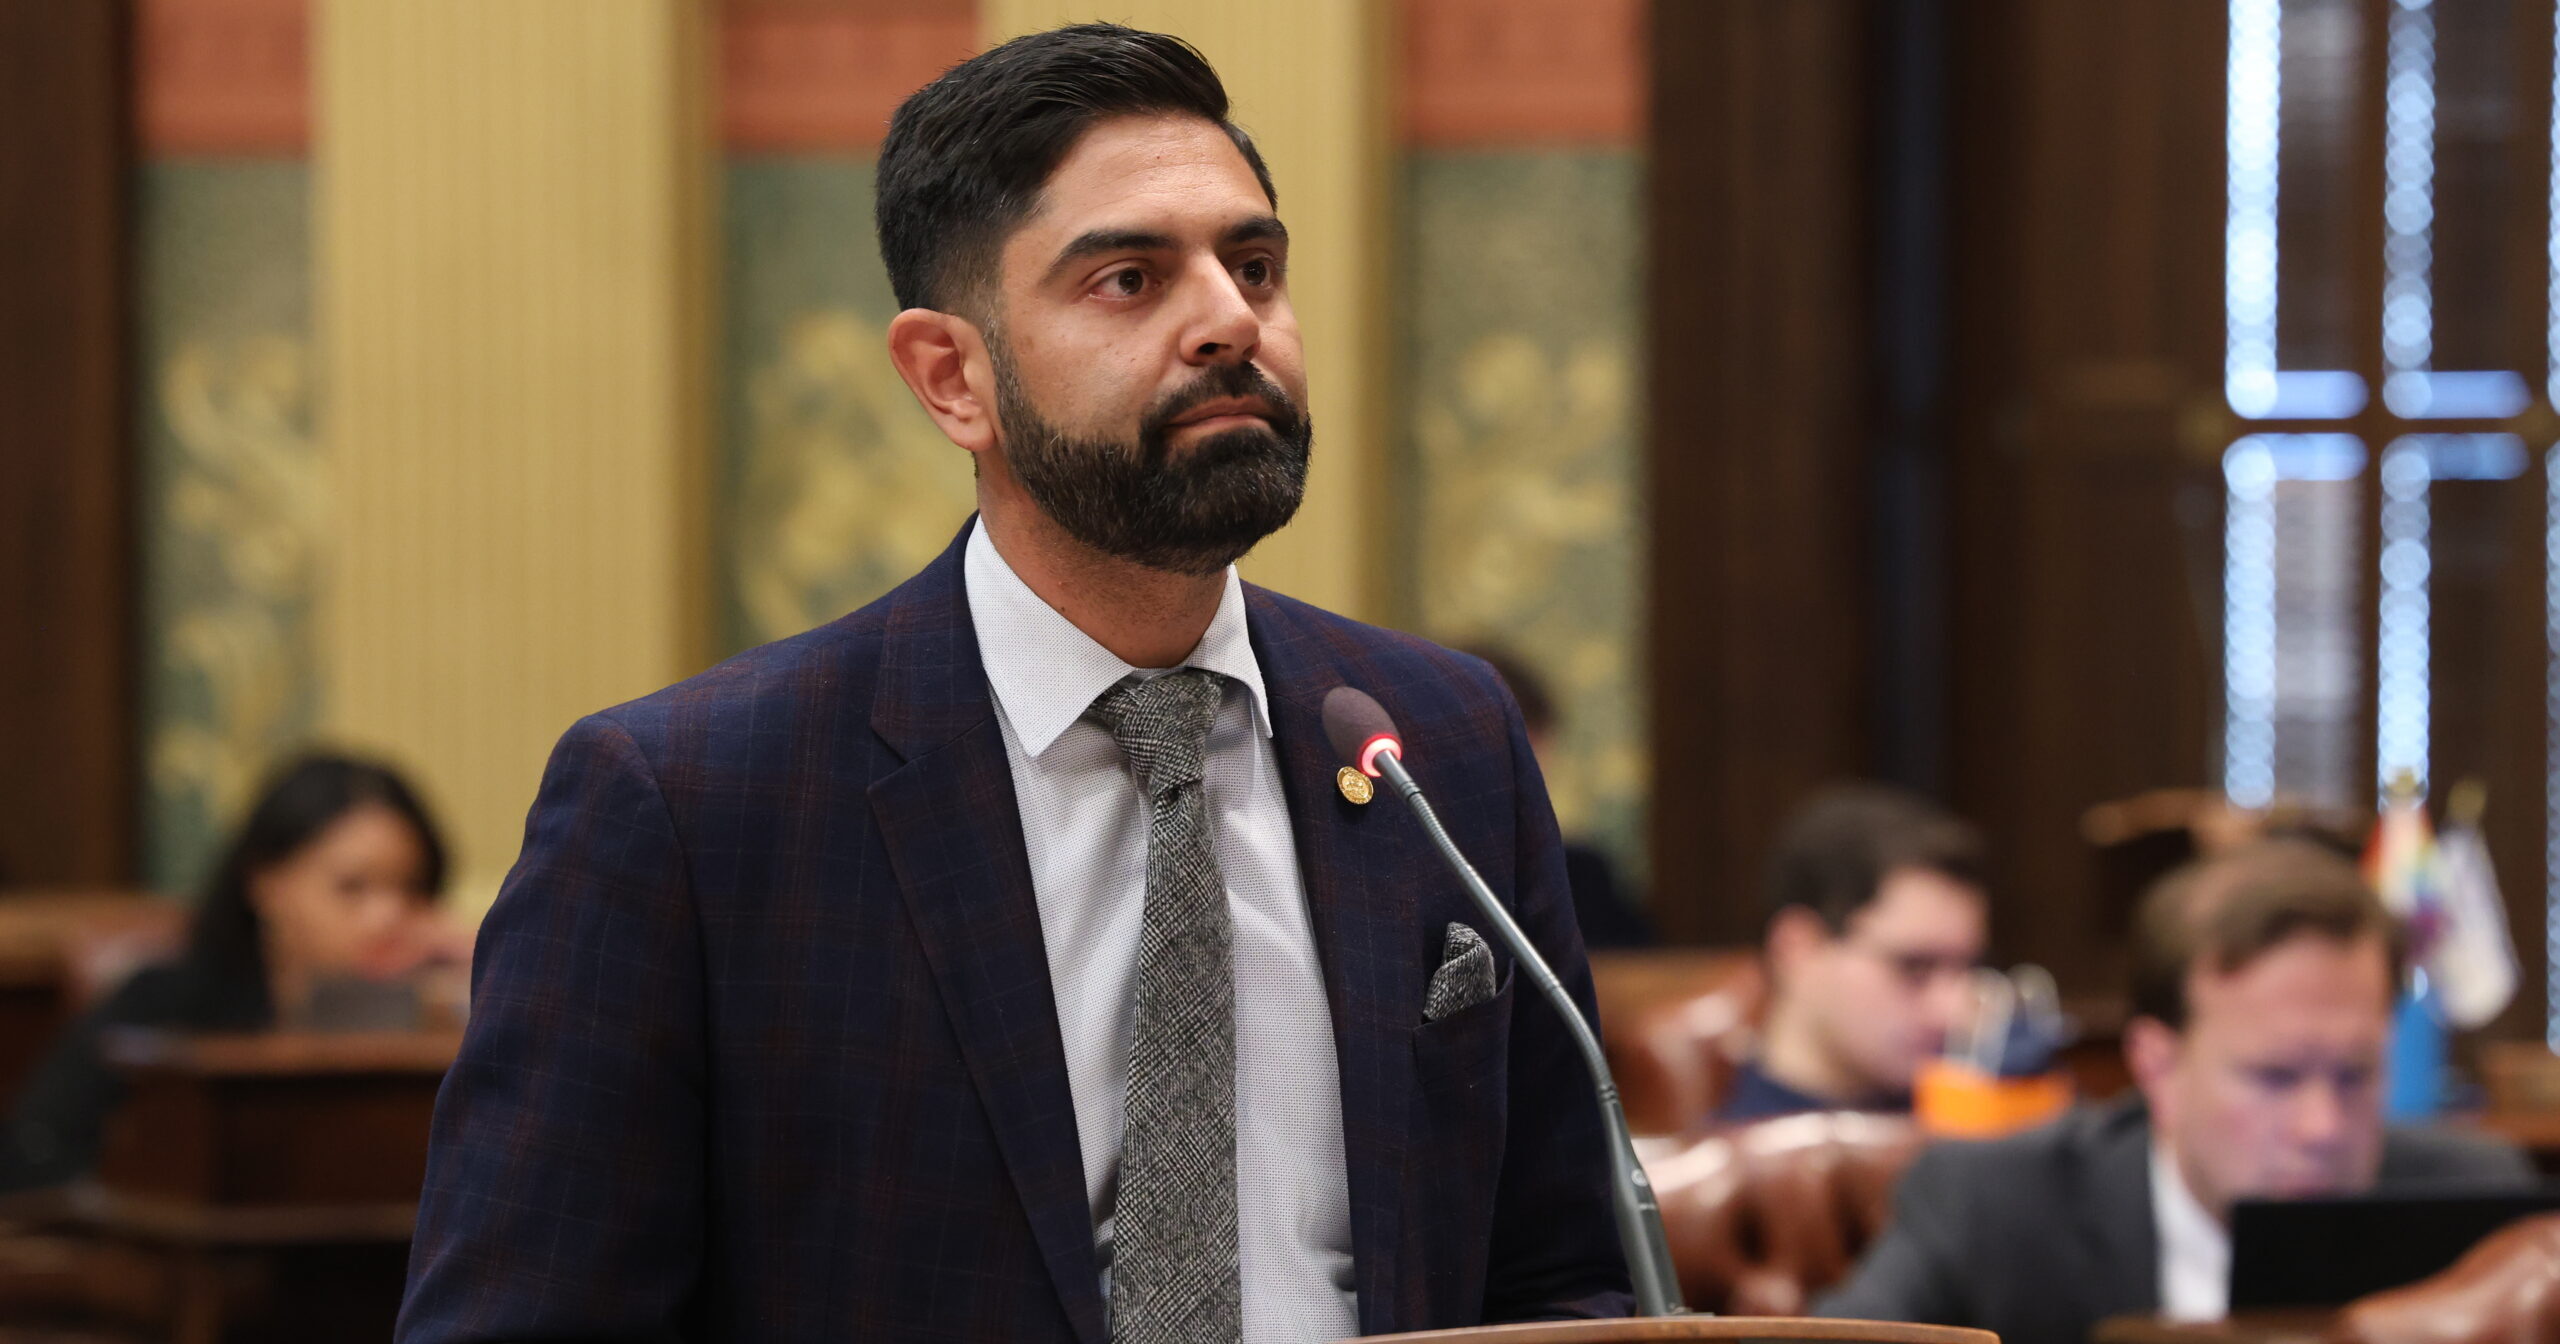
1398,149,1647,889
720,158,975,654
137,160,319,894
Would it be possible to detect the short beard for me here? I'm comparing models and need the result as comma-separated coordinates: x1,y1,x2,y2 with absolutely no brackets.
990,339,1312,577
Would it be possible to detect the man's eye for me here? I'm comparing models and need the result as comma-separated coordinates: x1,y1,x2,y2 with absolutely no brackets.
1101,268,1147,297
1240,258,1272,287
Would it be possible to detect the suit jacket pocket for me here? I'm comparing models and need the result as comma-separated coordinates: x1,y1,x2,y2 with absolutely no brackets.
1412,965,1515,1100
1408,967,1515,1317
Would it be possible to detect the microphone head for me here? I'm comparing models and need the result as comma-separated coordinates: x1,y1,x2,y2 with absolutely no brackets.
1321,686,1403,777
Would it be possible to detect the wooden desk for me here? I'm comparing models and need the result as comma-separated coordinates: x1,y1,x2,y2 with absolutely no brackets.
2093,1312,2335,1344
95,1029,456,1215
1355,1322,1997,1344
0,894,182,1109
2,1029,458,1344
2458,1110,2560,1175
2468,1043,2560,1174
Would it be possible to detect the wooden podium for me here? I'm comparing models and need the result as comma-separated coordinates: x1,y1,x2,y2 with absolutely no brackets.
88,1026,456,1230
31,1026,460,1343
1349,1319,1999,1343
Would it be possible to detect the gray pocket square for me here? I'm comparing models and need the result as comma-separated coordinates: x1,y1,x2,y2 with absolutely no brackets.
1423,922,1498,1022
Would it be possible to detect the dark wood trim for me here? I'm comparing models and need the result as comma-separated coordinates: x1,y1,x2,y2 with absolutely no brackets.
1867,0,1954,795
1940,0,2228,991
1646,1,1876,943
0,0,136,886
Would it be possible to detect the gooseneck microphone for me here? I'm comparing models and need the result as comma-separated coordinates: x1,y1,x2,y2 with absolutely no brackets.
1321,686,1686,1318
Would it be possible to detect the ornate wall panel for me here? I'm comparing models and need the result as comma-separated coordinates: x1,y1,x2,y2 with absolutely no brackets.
1399,150,1646,874
1400,0,1649,888
138,163,319,893
132,0,316,893
720,161,975,648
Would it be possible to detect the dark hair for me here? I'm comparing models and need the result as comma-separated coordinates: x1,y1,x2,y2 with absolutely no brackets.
1761,784,1987,935
875,22,1277,316
1458,644,1555,737
2129,838,2405,1031
176,753,448,1023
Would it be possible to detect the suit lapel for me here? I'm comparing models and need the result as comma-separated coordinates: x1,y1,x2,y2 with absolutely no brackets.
2081,1099,2163,1318
1248,590,1421,1336
869,526,1105,1344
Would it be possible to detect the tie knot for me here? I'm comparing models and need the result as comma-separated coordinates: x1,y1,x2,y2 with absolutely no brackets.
1087,668,1223,797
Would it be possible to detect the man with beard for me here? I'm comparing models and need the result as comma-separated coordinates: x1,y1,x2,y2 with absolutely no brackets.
397,23,1632,1344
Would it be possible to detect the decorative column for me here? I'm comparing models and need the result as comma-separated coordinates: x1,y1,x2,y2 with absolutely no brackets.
317,0,713,907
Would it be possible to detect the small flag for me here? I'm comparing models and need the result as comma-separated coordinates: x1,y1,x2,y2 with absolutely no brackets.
2366,773,2446,1120
2363,772,2442,953
2428,782,2518,1030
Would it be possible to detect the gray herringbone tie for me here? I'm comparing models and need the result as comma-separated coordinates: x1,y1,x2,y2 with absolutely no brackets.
1088,669,1240,1344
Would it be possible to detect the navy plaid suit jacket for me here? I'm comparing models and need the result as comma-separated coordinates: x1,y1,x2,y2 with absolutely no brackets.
397,522,1633,1342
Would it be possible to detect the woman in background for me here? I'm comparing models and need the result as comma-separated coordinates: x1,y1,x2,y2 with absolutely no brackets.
0,754,455,1192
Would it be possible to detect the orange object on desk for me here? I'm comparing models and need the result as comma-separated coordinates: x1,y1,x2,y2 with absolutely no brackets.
1914,1058,2072,1138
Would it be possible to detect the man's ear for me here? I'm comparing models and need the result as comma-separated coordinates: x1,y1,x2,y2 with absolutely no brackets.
1764,907,1830,984
2124,1014,2183,1102
886,308,998,456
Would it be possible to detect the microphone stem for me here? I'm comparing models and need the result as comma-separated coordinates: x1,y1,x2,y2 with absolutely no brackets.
1373,752,1686,1318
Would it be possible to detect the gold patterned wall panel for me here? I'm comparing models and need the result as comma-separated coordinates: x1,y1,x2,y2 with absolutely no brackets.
139,162,320,894
1400,151,1646,883
715,6,981,652
981,2,1391,623
318,0,712,911
720,161,978,651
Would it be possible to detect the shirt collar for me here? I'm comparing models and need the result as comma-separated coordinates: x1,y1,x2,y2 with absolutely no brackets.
2149,1139,2232,1319
963,517,1272,759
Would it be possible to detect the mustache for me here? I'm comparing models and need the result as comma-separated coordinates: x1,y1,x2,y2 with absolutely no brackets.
1139,363,1303,460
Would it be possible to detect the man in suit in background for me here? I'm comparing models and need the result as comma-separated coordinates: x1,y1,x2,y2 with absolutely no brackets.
1819,838,2530,1344
396,22,1630,1344
1718,785,1989,1122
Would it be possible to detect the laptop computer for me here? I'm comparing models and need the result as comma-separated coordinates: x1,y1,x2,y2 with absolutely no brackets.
2228,1186,2560,1311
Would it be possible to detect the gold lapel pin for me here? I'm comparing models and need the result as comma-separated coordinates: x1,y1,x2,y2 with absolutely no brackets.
1336,766,1374,806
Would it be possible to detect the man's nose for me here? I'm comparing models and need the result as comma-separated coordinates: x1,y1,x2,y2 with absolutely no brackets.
2289,1079,2352,1147
1179,259,1260,366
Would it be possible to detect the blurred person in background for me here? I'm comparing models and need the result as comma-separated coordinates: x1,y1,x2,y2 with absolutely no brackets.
1818,838,2530,1344
1465,644,1655,949
0,753,461,1192
1719,784,1990,1122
